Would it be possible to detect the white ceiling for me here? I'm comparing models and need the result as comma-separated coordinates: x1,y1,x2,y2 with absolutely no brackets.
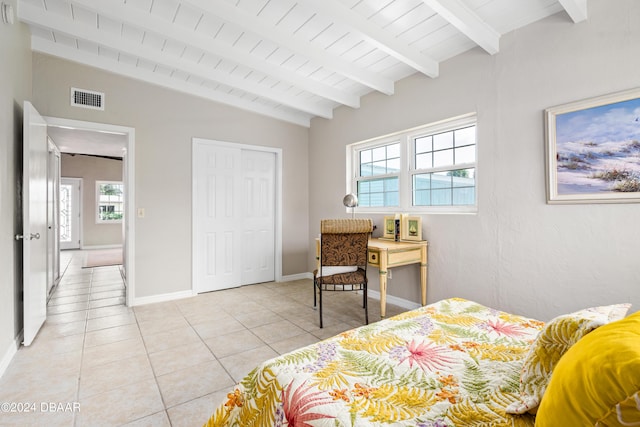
48,125,127,157
18,0,587,128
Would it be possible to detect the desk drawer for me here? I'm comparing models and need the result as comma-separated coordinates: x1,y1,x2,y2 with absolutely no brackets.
368,250,380,266
388,248,421,266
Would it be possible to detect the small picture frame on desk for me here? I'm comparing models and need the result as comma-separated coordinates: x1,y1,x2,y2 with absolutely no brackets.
382,216,396,240
401,215,422,241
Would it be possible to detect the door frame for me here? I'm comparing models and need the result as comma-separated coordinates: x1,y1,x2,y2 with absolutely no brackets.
45,116,136,306
191,138,283,292
59,177,82,250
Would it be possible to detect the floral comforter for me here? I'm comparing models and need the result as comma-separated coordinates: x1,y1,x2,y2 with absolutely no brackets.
205,298,544,427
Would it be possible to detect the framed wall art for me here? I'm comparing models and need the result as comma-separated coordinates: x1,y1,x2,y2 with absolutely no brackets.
401,215,423,241
545,87,640,204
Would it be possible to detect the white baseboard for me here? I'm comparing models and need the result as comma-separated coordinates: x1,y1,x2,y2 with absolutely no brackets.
280,272,314,282
81,244,123,250
364,290,421,312
0,332,23,379
131,290,196,307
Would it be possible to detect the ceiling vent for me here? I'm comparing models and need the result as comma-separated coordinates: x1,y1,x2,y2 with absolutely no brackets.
71,87,104,110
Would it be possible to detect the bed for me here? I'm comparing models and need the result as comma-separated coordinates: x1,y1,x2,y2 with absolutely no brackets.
204,297,637,427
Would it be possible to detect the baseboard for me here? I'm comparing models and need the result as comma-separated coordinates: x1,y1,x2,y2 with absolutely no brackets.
366,290,421,312
81,244,123,250
0,332,23,379
280,272,314,282
131,290,196,306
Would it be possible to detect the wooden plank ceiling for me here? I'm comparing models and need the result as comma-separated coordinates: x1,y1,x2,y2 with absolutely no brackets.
18,0,587,127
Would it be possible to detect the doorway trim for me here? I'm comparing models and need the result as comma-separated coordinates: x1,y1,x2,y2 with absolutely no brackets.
191,138,283,293
45,116,135,306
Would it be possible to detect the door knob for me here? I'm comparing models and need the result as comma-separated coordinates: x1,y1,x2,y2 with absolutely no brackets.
15,234,24,240
30,233,40,240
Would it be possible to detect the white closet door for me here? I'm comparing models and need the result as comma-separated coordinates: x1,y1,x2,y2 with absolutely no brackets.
241,150,275,285
193,141,276,293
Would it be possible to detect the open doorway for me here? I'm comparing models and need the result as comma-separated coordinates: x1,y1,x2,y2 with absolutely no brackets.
45,117,135,307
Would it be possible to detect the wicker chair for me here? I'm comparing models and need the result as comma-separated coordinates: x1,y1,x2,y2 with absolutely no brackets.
313,219,373,328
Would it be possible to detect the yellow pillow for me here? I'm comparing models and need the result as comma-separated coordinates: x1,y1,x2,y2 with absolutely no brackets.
535,310,640,426
506,303,631,414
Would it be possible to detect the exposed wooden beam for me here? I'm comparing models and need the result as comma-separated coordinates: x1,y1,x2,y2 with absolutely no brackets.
558,0,588,23
68,0,359,109
19,2,332,119
184,0,394,95
298,0,439,78
421,0,500,55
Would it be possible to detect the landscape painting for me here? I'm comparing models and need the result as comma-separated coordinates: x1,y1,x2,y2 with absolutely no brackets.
546,88,640,203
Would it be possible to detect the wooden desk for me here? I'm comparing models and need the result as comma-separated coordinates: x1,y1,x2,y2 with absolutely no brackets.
367,238,428,317
315,237,428,318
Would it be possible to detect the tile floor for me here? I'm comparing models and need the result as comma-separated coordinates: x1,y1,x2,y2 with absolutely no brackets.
0,250,406,426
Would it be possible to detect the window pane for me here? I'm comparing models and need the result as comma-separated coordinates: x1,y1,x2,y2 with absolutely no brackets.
415,136,432,153
372,146,386,161
453,187,475,205
387,158,401,173
451,168,475,187
357,177,399,207
360,150,372,163
372,160,387,175
431,188,452,205
97,182,124,222
360,162,373,177
414,189,431,206
413,173,431,190
454,145,475,164
433,131,453,151
455,126,476,147
415,153,431,169
432,172,451,189
387,143,400,158
433,149,454,168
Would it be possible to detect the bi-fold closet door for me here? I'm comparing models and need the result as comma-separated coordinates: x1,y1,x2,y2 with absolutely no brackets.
193,140,276,293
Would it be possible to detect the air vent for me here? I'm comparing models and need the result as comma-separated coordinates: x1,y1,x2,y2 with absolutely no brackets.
71,87,104,110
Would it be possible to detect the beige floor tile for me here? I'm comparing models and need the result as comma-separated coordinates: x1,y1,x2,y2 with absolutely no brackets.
142,325,201,354
77,379,164,426
86,312,136,332
48,293,90,306
232,309,283,329
270,332,321,355
137,315,190,336
250,319,306,344
45,310,88,325
166,390,228,427
156,360,235,408
84,323,141,348
87,304,133,320
204,329,265,358
121,410,171,427
80,354,154,398
0,407,76,427
219,345,279,382
47,301,90,315
89,289,125,300
148,341,216,376
190,316,246,340
38,319,86,339
88,296,125,309
82,337,147,368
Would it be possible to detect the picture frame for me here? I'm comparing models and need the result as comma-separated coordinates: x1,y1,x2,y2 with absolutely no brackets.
401,215,422,241
382,216,396,240
545,87,640,204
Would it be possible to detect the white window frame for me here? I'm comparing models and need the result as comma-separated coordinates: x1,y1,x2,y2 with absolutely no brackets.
347,113,478,214
96,180,124,224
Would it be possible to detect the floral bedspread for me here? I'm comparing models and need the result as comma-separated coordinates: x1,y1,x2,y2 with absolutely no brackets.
205,298,544,427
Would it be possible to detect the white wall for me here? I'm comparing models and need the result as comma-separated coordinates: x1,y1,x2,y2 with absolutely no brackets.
309,0,640,321
0,0,32,370
32,54,309,300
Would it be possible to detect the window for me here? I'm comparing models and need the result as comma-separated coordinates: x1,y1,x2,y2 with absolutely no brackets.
348,114,477,213
96,181,124,223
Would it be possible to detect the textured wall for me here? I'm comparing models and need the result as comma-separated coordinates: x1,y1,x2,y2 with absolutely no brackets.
309,0,640,321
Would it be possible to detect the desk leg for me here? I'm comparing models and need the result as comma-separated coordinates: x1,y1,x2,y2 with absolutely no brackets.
420,246,427,306
379,254,388,318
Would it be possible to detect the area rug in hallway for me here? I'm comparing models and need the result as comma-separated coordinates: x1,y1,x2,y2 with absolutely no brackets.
83,248,123,268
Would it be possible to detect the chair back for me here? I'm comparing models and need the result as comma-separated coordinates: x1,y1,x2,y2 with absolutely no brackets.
319,219,373,267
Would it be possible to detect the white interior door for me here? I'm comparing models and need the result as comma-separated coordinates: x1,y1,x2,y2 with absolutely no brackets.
60,178,81,250
22,101,48,346
193,140,276,293
241,150,275,284
47,139,61,295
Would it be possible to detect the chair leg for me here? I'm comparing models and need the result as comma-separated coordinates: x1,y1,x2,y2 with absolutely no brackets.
319,284,323,328
364,283,368,325
313,278,317,309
